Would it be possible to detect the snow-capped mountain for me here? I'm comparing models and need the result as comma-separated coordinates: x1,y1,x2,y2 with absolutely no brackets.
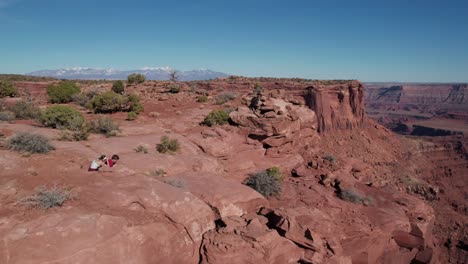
27,67,229,81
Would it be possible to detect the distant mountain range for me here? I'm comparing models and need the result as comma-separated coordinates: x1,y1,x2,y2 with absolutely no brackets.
27,67,230,81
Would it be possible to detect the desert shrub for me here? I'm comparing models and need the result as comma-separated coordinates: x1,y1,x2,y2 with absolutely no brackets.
7,132,55,153
112,80,125,94
19,185,73,209
253,83,263,95
47,81,80,103
71,93,88,106
156,136,180,154
149,168,166,177
197,95,208,102
8,100,40,119
127,94,144,113
163,178,185,188
87,91,143,114
86,91,127,113
323,155,336,164
338,189,372,205
88,116,120,137
57,129,89,141
127,111,138,121
134,144,148,153
0,111,15,121
203,110,229,127
0,80,17,97
244,171,281,197
266,166,283,181
41,105,85,130
168,85,180,94
215,92,237,105
127,73,146,84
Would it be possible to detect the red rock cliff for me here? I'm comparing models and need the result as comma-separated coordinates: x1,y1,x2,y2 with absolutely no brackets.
304,81,366,133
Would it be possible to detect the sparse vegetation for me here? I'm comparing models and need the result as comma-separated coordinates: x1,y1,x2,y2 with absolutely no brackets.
156,136,180,154
168,85,180,94
169,69,179,82
0,80,17,97
8,100,41,119
111,80,125,94
88,116,120,137
244,171,282,198
127,73,146,84
203,109,229,127
149,168,167,177
323,155,336,164
57,129,89,141
163,178,185,188
266,166,283,181
215,92,236,105
127,111,138,121
127,94,144,113
47,81,81,103
0,111,15,121
253,83,263,95
19,185,73,209
134,144,148,154
41,105,85,130
337,189,372,205
197,95,208,102
7,132,55,153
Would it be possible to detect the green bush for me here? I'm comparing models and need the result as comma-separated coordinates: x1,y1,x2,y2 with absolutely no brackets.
41,105,85,130
0,111,15,121
253,83,263,95
156,136,180,154
19,185,73,209
86,91,126,113
8,100,41,119
47,81,80,103
112,80,125,94
203,110,229,127
88,116,120,137
127,94,144,113
7,132,55,153
0,80,17,97
244,171,281,198
86,91,143,114
197,95,208,102
127,73,146,84
266,166,283,181
127,111,138,121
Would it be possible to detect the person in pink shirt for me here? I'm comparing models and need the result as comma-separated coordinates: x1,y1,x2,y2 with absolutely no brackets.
105,154,120,168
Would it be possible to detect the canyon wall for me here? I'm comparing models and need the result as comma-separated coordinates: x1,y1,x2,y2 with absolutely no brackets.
365,83,468,118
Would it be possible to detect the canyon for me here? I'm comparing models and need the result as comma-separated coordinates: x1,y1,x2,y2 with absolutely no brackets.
0,77,466,263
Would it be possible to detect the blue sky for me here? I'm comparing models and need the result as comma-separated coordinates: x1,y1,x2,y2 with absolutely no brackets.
0,0,467,82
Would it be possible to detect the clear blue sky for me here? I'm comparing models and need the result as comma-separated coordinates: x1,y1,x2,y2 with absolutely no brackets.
0,0,467,82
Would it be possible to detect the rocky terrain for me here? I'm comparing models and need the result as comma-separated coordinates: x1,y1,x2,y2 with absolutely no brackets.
0,77,466,263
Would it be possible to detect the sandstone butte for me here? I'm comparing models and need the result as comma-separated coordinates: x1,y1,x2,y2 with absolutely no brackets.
0,77,466,263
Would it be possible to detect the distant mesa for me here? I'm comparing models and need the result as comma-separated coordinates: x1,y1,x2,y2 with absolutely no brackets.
27,67,229,81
